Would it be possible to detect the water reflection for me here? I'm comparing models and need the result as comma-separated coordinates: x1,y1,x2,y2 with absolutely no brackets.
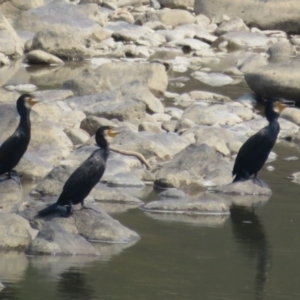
230,206,271,300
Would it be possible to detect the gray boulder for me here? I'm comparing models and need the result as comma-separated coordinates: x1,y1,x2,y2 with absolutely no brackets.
17,2,111,59
107,172,145,188
80,116,117,136
213,32,273,51
215,17,249,36
194,0,300,32
0,213,37,251
245,62,300,101
159,188,186,199
0,13,23,57
63,62,168,97
154,143,233,188
0,178,22,213
28,222,100,256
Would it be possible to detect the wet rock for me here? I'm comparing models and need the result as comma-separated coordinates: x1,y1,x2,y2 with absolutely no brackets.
158,9,195,27
0,178,22,213
211,179,272,196
73,206,140,243
192,71,233,87
194,0,300,32
0,213,37,251
154,143,232,188
141,197,230,215
215,17,249,36
111,129,172,160
63,62,168,97
280,107,300,126
245,62,300,101
25,50,64,65
159,188,186,199
0,13,23,57
107,172,145,188
28,222,99,256
213,32,273,51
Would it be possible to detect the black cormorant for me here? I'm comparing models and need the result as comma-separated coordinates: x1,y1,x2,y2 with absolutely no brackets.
232,97,287,184
38,126,119,217
0,94,37,183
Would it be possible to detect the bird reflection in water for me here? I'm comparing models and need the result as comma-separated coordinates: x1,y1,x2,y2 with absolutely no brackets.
58,268,94,300
230,206,271,300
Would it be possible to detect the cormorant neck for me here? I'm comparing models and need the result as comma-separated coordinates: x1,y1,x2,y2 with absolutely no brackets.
265,101,279,123
18,109,31,133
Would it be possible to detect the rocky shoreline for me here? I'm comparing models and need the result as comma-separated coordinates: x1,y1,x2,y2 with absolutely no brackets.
0,0,300,256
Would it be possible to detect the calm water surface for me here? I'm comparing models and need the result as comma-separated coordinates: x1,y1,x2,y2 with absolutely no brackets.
1,62,300,300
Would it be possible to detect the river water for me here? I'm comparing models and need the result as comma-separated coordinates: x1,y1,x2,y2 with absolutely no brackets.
1,61,300,300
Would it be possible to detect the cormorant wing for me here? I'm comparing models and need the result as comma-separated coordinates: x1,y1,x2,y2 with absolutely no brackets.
0,133,21,164
233,128,269,176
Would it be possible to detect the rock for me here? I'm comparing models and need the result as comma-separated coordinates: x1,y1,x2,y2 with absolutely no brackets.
65,128,90,146
159,188,186,199
0,213,36,251
0,178,22,213
194,0,300,32
154,143,232,188
211,179,272,195
192,71,233,86
0,282,3,291
141,197,230,215
80,116,116,136
245,62,300,101
109,9,134,24
18,3,111,59
267,41,295,61
73,206,140,243
33,164,74,196
107,21,153,42
16,152,53,181
91,183,144,205
28,222,100,256
63,62,168,97
168,38,210,51
213,32,273,51
139,122,163,133
157,0,193,9
107,172,145,188
111,129,172,160
237,53,268,73
25,50,64,65
188,90,231,103
83,100,146,125
150,0,161,9
5,84,37,92
0,13,23,57
0,53,9,66
288,171,300,181
215,17,249,36
0,0,43,21
158,9,195,27
32,89,74,102
280,107,300,126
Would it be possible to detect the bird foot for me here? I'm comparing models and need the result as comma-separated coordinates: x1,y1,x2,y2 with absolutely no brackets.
8,171,22,188
253,177,264,188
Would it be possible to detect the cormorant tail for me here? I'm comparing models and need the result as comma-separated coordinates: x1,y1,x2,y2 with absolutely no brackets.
38,203,58,216
232,175,241,183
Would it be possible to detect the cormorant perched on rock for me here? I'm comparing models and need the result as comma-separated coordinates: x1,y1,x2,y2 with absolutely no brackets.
38,126,119,217
232,97,288,184
0,94,37,184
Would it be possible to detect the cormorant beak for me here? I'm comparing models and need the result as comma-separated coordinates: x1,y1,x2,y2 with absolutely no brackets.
108,128,120,138
274,99,294,113
28,97,38,107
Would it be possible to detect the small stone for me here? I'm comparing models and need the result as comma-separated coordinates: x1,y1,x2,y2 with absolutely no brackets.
266,166,275,171
284,156,299,161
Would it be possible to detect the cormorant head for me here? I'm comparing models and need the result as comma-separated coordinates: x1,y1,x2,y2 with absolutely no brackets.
269,97,293,114
95,126,120,147
17,94,38,115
